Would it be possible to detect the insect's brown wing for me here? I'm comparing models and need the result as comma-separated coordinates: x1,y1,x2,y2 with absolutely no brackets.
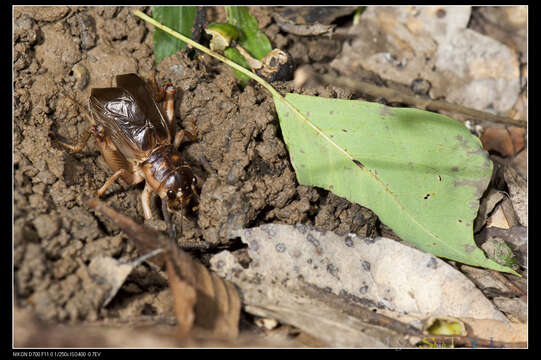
89,75,171,160
115,73,173,142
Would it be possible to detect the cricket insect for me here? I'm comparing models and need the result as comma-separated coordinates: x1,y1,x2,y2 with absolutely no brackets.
52,73,199,240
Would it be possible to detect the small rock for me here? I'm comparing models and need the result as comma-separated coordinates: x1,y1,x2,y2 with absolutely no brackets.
32,213,60,240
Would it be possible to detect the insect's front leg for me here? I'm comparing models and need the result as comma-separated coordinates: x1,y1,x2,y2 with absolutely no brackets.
152,73,178,133
173,120,199,149
163,84,176,132
141,183,154,220
160,81,199,149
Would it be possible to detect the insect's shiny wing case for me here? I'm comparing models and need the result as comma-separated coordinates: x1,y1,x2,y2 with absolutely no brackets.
89,77,171,160
115,73,174,141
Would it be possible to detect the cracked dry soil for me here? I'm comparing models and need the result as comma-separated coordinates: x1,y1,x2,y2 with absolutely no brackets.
14,6,375,324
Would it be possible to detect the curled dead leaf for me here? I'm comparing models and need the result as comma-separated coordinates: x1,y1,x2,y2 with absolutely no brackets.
166,258,197,338
480,127,525,157
87,198,241,340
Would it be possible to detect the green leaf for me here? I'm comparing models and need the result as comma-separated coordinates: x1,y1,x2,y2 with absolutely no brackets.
152,6,197,64
133,10,517,275
224,47,251,87
225,6,272,60
274,93,516,275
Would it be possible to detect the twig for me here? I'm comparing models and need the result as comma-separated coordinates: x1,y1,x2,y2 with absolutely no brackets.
295,66,527,128
300,282,420,336
271,12,335,36
424,334,526,349
490,270,526,297
300,282,526,348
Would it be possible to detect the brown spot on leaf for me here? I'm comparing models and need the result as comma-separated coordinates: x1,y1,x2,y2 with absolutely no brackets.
454,178,489,199
436,8,446,18
352,159,364,169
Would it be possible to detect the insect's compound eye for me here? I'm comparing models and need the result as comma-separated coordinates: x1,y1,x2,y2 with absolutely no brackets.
167,189,176,199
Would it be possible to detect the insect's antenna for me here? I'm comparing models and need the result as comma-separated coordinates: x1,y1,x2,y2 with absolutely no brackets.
162,198,177,240
180,208,184,239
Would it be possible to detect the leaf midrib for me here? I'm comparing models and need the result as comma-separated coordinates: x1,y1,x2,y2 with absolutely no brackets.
287,98,486,264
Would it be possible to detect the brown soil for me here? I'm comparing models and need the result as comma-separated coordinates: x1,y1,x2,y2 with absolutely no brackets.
14,6,374,325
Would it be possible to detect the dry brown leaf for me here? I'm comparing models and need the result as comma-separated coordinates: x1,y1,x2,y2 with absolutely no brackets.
13,306,181,348
87,198,241,340
504,165,527,226
508,127,526,154
480,127,515,157
87,249,165,307
470,6,527,57
511,148,527,179
475,226,527,269
166,258,196,338
486,204,512,229
474,188,505,232
480,127,525,157
460,317,527,344
14,306,303,348
272,12,335,36
332,6,521,114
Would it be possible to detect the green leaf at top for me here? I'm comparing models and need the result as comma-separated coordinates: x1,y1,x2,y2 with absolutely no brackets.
225,6,272,60
152,6,197,64
275,93,516,275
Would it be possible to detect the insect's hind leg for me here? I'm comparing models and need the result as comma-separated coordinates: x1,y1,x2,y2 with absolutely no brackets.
97,168,127,197
50,81,97,154
50,127,93,154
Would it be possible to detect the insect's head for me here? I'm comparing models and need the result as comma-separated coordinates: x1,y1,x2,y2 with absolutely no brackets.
161,167,198,211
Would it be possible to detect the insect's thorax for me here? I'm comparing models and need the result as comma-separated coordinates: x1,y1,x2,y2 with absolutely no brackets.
141,145,188,198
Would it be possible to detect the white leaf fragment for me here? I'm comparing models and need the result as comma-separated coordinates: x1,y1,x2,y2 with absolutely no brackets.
212,224,506,322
